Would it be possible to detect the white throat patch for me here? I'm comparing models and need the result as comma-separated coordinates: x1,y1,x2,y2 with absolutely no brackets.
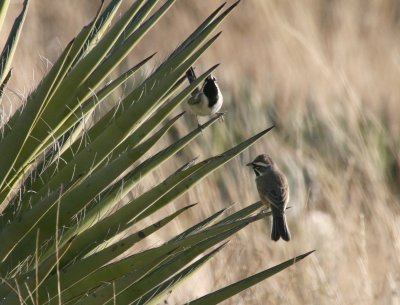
253,162,269,167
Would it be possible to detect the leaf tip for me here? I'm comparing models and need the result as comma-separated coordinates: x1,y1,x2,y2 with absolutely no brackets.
186,203,198,209
223,0,241,16
142,52,157,63
257,125,275,137
213,240,230,253
296,250,316,261
176,111,186,118
209,63,221,72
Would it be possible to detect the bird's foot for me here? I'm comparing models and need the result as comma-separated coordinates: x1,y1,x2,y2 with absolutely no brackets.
260,208,271,214
196,117,204,134
216,111,226,122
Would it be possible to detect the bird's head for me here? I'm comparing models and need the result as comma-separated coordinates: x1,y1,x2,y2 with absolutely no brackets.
246,154,274,176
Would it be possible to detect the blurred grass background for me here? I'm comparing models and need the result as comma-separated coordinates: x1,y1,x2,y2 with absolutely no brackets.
2,0,400,304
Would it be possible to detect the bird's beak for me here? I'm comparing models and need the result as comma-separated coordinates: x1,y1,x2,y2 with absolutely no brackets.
246,162,253,167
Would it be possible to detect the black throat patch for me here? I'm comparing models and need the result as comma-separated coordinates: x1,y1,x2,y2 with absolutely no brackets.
203,79,219,107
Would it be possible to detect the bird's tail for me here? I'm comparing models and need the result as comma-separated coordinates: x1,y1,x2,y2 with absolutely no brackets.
186,66,197,84
271,214,291,241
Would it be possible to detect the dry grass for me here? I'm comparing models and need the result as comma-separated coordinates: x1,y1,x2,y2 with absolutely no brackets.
2,0,400,304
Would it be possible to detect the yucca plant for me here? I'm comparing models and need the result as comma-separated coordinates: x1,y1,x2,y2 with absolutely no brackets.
0,1,314,304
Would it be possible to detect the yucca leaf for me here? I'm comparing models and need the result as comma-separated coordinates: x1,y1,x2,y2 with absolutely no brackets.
136,126,275,221
157,1,239,74
26,62,219,208
42,1,104,102
102,64,219,162
213,201,265,226
57,1,104,75
0,52,154,223
23,0,165,164
60,0,165,120
183,250,316,305
0,236,76,302
1,113,184,270
0,12,93,139
52,111,185,222
28,1,106,133
168,0,240,72
77,0,124,61
0,0,28,83
86,63,218,157
0,37,76,198
36,115,221,267
55,53,156,152
58,125,273,266
60,255,171,305
19,210,266,305
46,0,146,104
87,203,197,258
160,214,264,258
11,205,196,305
86,4,227,139
55,161,209,265
19,54,154,200
0,0,133,193
0,0,10,33
24,2,234,194
10,1,104,139
4,0,149,184
28,3,105,133
75,229,239,305
4,246,176,305
94,31,221,132
0,3,307,305
0,176,79,267
133,242,228,305
63,208,264,296
169,207,227,242
70,208,266,292
166,2,227,62
111,0,161,52
0,69,11,100
22,53,156,198
57,247,179,305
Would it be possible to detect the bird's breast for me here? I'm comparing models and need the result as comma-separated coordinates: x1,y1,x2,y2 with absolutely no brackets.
188,94,218,116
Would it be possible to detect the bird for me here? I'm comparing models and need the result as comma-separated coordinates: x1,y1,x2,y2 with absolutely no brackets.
185,66,223,124
246,154,291,241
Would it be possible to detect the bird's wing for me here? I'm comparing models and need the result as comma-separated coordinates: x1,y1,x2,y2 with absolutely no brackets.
187,91,204,105
267,186,288,212
256,172,289,213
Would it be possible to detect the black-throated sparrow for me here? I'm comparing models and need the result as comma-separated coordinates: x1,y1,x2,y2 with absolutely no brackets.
247,154,291,241
185,67,223,121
